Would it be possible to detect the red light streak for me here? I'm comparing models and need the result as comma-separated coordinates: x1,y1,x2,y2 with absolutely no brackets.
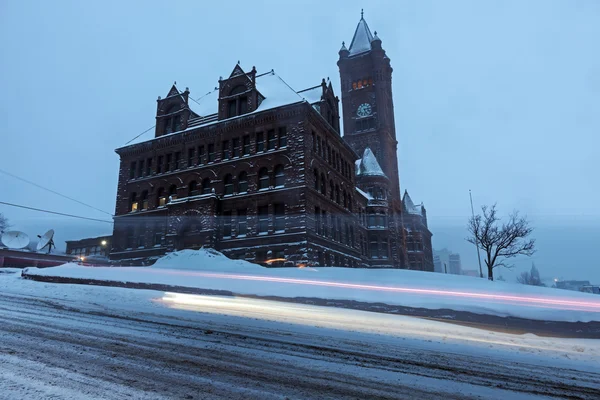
136,268,600,312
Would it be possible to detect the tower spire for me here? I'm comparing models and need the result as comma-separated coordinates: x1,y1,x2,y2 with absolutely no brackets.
361,9,364,19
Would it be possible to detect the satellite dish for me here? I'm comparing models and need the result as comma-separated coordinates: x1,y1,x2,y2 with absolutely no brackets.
1,231,30,249
36,229,55,253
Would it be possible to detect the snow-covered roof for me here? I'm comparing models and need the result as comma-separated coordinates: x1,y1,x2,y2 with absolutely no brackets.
356,147,386,177
355,187,373,200
188,89,219,117
348,17,374,56
297,85,322,104
403,190,424,215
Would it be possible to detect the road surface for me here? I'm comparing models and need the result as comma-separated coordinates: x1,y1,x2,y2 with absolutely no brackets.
1,274,599,399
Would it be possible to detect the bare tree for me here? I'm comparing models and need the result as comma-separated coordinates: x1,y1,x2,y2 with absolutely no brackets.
0,213,9,233
467,204,535,281
517,263,545,286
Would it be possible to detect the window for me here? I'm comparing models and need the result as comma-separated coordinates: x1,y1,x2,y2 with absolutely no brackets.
380,238,389,259
267,130,276,150
168,184,177,201
356,117,375,131
207,144,215,162
141,191,148,210
126,227,135,249
187,148,194,167
198,146,205,165
165,154,172,172
330,181,334,200
129,161,136,179
189,181,199,196
130,192,138,212
228,100,236,118
222,140,230,160
157,156,163,173
224,174,233,196
153,224,163,246
322,210,327,237
165,117,172,134
242,135,250,155
237,209,247,236
157,188,166,207
258,205,269,234
312,131,316,150
222,211,232,238
238,171,248,193
336,185,340,204
321,173,326,195
201,178,211,194
232,138,240,158
258,168,269,190
138,160,144,177
274,164,284,187
256,132,264,152
274,203,285,232
278,127,287,148
370,240,379,258
146,158,152,175
137,223,146,248
313,169,319,190
315,207,321,235
174,152,181,169
315,134,320,154
173,115,181,132
368,211,376,228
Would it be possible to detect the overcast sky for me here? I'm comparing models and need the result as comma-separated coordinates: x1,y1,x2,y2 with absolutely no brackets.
1,1,599,279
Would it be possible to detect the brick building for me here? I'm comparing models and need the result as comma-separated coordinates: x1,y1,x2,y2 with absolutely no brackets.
110,14,433,270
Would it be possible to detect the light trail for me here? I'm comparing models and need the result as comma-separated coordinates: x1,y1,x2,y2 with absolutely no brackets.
134,268,600,312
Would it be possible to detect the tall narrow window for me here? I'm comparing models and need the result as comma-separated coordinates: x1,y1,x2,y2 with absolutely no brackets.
157,156,163,173
256,132,264,152
187,148,194,167
129,161,136,179
146,158,152,175
189,181,199,196
237,209,247,236
224,174,233,196
370,240,378,258
141,191,148,210
137,222,146,248
313,169,319,190
157,188,166,207
207,144,215,162
201,178,211,194
274,165,284,187
138,160,144,177
322,210,327,237
222,140,230,160
335,185,340,204
330,181,334,200
168,184,177,201
173,115,181,132
238,171,248,193
153,223,163,246
232,138,240,158
258,168,269,190
222,211,232,238
321,174,326,195
274,203,285,232
278,127,287,148
126,227,135,249
198,146,205,165
258,205,269,234
228,100,237,117
243,135,250,155
165,154,172,172
130,192,138,212
315,206,321,235
174,152,181,170
165,117,172,134
267,130,276,150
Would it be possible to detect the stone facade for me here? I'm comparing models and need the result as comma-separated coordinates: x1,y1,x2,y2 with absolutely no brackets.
109,15,434,270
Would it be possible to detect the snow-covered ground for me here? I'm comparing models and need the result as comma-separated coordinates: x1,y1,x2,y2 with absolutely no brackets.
23,249,600,323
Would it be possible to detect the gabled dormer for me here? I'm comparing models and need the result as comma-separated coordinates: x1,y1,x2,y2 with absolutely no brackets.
298,78,341,133
217,64,264,120
155,83,195,137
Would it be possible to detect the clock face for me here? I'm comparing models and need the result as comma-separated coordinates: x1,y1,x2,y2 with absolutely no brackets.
357,103,372,117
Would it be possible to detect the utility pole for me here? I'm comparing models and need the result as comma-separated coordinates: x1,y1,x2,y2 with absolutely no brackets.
444,262,447,274
469,190,484,278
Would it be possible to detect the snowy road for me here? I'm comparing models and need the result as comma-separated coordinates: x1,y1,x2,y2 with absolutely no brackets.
1,273,600,399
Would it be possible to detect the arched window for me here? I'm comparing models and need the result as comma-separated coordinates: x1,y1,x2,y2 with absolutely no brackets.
141,190,148,210
274,164,284,187
130,192,138,212
313,169,319,190
201,178,211,194
258,168,269,190
224,174,233,196
329,180,334,200
230,85,246,96
238,171,248,193
320,173,326,195
157,188,166,207
168,184,178,201
188,180,199,196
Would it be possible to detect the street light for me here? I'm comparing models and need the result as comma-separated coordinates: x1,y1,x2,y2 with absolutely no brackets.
101,240,107,246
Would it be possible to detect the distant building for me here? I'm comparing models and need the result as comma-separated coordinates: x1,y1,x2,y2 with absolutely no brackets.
65,235,112,260
433,248,462,275
0,248,74,268
461,269,479,277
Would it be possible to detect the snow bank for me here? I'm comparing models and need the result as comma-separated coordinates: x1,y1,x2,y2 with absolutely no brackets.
24,249,600,323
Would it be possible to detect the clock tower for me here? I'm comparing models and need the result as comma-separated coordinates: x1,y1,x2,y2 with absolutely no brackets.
339,12,407,268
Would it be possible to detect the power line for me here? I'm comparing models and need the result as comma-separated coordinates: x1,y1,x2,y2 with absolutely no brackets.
0,201,113,224
0,168,113,216
124,125,156,145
